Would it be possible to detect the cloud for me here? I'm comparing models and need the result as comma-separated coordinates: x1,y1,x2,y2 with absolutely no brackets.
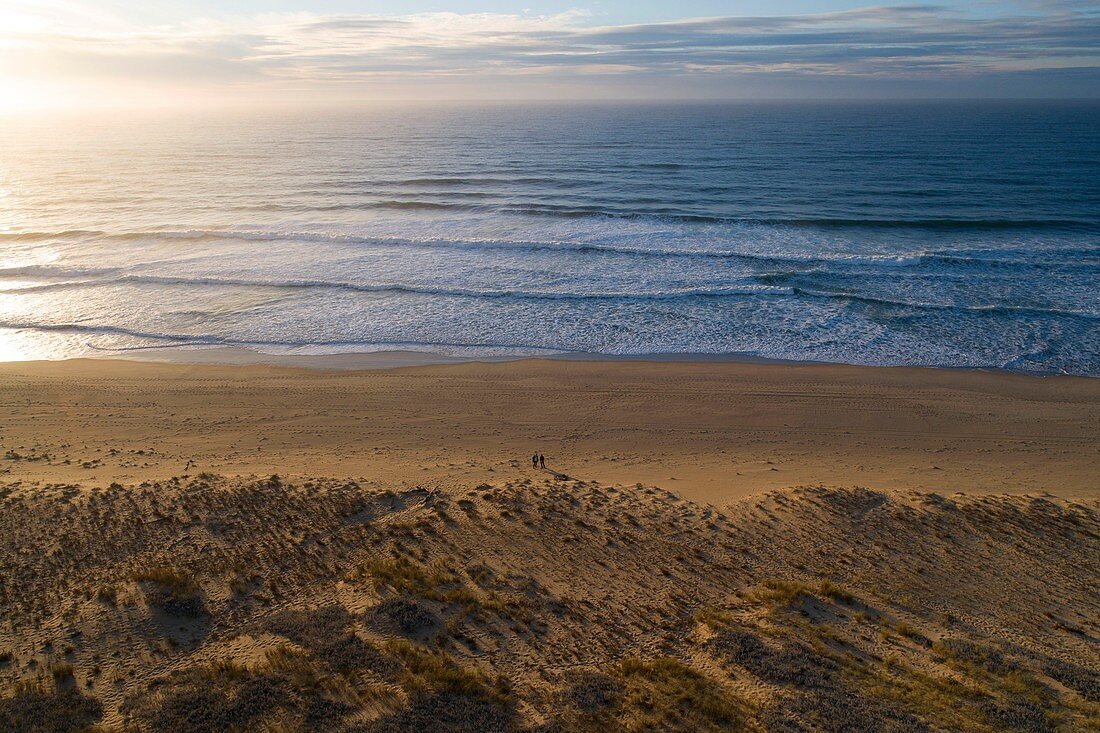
2,2,1099,102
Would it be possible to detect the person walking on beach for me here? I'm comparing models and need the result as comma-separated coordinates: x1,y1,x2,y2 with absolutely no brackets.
532,452,539,469
539,453,546,469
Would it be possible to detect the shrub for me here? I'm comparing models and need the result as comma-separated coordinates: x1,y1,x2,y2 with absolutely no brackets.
264,605,396,676
560,671,624,714
1042,658,1100,703
754,579,810,606
355,558,512,620
196,659,248,682
360,691,516,733
818,580,857,605
708,630,834,688
693,607,735,628
122,656,356,732
132,566,205,617
933,638,1013,677
369,597,441,636
612,657,748,730
133,566,198,595
386,639,504,702
895,622,929,645
979,698,1054,733
359,557,453,595
49,662,74,681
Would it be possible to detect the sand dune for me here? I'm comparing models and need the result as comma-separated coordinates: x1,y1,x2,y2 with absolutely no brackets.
0,475,1097,731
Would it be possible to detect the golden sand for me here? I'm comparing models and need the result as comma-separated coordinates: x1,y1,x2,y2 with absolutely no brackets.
1,357,1095,501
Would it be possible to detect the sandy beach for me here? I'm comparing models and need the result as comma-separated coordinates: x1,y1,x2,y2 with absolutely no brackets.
1,357,1098,731
1,356,1096,502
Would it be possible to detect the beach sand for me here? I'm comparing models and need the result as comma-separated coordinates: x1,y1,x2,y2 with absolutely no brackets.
0,356,1096,502
0,357,1097,730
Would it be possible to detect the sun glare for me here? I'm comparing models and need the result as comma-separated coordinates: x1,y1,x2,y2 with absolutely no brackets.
0,82,16,114
0,292,32,361
0,79,48,114
0,328,30,361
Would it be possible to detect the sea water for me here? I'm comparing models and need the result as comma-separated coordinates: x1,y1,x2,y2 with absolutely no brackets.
0,102,1097,373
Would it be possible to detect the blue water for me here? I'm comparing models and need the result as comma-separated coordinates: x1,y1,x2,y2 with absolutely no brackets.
0,102,1097,373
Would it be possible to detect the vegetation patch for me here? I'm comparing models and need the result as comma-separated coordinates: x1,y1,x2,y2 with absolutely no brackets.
48,662,74,682
692,607,737,629
354,556,534,625
610,657,751,732
548,657,752,732
121,652,376,732
263,605,397,677
559,670,625,714
132,566,205,617
934,638,1016,677
1043,658,1100,703
355,557,475,605
752,578,812,606
759,686,931,733
841,649,1076,733
386,639,509,703
817,579,858,605
708,629,835,688
0,681,102,733
358,690,517,733
357,640,518,733
368,597,442,637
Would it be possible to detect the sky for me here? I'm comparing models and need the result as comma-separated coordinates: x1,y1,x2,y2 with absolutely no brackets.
1,0,1098,111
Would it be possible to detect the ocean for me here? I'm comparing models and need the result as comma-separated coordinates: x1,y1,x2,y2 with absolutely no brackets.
0,102,1097,374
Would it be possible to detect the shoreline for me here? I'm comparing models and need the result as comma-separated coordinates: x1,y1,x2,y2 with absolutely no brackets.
47,344,1097,378
107,346,833,371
